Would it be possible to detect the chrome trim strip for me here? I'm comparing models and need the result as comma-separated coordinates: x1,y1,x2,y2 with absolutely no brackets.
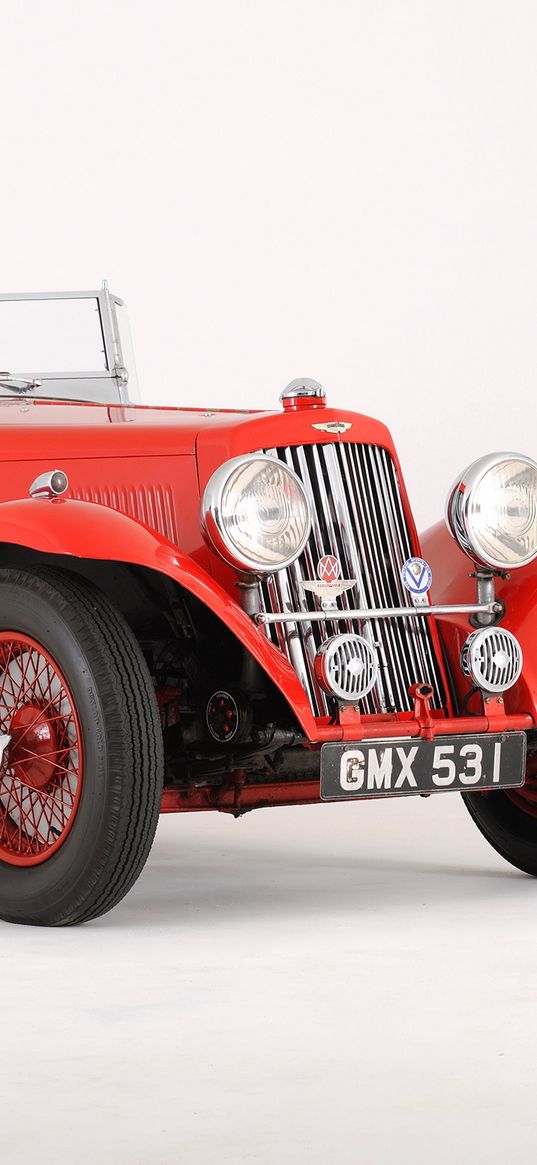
345,443,403,711
355,445,415,706
257,602,497,625
368,445,432,696
280,449,327,714
264,448,322,714
378,447,446,698
311,442,377,712
261,442,447,715
325,443,390,711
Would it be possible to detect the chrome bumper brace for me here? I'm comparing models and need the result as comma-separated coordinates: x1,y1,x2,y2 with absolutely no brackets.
256,601,501,627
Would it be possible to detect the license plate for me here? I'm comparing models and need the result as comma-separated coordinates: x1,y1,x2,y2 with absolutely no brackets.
320,732,526,800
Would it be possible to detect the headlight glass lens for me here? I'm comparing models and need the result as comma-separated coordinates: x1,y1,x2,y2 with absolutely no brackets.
203,455,311,572
449,454,537,569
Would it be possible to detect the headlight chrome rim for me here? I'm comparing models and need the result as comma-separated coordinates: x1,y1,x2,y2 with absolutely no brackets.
446,451,537,570
201,453,312,574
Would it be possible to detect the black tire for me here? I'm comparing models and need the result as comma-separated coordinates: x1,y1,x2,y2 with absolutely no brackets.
0,568,164,926
463,786,537,876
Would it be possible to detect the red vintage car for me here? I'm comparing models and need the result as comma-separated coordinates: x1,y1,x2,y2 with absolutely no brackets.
0,287,535,926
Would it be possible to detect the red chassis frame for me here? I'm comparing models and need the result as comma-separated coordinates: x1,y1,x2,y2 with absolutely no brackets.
161,693,532,815
0,397,534,818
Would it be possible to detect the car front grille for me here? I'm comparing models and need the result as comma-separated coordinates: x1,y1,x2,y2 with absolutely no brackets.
260,442,446,717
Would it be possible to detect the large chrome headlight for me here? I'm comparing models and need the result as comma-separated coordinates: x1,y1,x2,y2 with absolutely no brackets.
446,453,537,569
201,454,312,573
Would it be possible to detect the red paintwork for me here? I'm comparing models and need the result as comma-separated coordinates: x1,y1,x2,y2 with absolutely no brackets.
0,396,453,741
160,685,531,815
508,749,537,816
161,700,533,814
0,395,534,817
0,497,319,735
421,521,537,724
10,704,59,790
194,401,454,714
0,632,83,864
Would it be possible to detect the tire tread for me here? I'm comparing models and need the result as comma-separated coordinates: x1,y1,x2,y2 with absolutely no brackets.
0,568,164,926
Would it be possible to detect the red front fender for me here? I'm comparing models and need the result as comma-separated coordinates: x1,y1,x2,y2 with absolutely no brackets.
421,520,537,721
0,497,317,736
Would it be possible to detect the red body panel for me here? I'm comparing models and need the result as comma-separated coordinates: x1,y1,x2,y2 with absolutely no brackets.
421,521,537,721
0,397,447,738
0,397,533,776
195,404,397,594
0,496,319,736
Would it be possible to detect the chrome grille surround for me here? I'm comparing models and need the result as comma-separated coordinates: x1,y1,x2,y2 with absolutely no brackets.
461,627,522,693
261,443,446,716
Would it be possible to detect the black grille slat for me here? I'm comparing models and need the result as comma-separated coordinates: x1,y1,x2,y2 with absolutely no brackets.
261,443,446,716
349,444,404,709
377,447,445,701
325,443,390,711
363,444,430,703
346,444,413,709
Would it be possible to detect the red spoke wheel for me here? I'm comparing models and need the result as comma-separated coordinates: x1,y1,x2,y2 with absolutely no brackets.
0,569,163,926
463,741,537,876
0,634,83,866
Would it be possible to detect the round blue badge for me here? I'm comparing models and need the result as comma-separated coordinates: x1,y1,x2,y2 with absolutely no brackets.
401,557,432,596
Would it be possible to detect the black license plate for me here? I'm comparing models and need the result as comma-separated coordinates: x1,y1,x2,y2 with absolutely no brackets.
320,732,526,800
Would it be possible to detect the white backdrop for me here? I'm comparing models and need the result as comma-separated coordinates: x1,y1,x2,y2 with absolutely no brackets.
3,6,537,1164
2,1,536,529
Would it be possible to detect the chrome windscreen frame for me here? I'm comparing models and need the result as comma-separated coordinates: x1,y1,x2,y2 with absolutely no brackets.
0,286,137,405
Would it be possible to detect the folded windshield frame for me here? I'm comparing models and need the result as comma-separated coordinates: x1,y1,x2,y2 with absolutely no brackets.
0,287,139,405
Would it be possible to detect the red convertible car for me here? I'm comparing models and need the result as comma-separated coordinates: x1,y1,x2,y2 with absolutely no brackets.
0,286,535,926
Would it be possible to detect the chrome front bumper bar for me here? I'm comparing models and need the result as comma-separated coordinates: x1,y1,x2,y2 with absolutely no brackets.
256,601,501,626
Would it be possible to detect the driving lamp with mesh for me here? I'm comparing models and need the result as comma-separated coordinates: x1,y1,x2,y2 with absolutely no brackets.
446,453,537,570
201,453,312,573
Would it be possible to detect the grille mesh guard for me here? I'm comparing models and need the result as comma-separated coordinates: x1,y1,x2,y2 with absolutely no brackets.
260,442,446,717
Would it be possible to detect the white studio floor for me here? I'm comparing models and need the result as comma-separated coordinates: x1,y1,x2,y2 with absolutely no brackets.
2,792,537,1165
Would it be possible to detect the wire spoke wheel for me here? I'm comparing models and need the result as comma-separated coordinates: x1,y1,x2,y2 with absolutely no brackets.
0,633,83,866
0,569,163,926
